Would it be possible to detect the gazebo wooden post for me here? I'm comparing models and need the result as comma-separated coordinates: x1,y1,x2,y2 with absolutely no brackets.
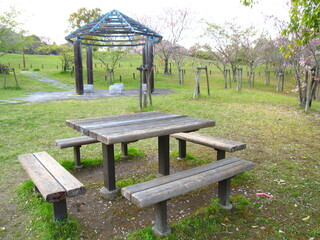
74,39,84,95
86,45,93,85
143,39,154,92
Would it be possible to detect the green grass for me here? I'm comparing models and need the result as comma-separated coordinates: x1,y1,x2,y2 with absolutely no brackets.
0,53,319,240
16,181,81,240
59,147,145,171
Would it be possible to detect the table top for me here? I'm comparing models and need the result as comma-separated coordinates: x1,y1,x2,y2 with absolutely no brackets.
66,111,215,145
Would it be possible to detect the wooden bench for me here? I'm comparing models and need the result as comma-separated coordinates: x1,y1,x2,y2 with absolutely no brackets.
171,132,246,160
122,156,254,236
19,151,86,221
55,136,131,168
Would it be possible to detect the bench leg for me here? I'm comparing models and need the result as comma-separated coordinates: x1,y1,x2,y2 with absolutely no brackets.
177,139,186,160
152,200,171,236
53,199,68,221
216,149,225,160
218,178,233,210
121,143,128,157
217,149,232,209
73,146,83,168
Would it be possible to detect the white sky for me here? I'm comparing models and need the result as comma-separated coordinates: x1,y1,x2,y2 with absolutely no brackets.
0,0,290,48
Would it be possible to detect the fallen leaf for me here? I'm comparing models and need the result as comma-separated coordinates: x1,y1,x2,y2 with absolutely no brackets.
302,216,310,221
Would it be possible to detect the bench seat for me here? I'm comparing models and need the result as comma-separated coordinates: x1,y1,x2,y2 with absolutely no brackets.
55,136,99,149
56,136,133,168
171,132,246,160
122,156,254,235
19,151,86,221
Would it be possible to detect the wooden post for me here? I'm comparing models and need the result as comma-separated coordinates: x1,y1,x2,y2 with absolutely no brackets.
143,39,155,92
137,66,143,111
74,39,84,95
13,68,18,87
205,66,210,96
3,69,6,88
86,45,93,85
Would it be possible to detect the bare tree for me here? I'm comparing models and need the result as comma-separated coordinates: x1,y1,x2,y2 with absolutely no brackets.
204,44,229,88
242,30,267,87
94,48,127,83
155,8,192,75
172,45,189,84
204,21,246,82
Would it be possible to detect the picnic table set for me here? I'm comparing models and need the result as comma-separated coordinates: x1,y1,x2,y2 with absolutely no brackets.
19,111,254,236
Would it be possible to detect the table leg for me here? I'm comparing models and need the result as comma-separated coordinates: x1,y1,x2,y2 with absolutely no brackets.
158,135,170,176
100,143,119,199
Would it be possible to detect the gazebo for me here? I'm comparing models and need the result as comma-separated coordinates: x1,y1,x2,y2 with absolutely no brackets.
65,9,162,95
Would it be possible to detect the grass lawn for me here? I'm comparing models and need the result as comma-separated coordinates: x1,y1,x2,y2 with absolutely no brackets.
0,53,319,240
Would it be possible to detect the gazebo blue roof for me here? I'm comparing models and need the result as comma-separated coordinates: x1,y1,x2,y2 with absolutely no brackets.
65,9,162,47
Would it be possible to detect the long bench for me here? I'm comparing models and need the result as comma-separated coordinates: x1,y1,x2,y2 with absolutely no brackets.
171,132,246,160
19,151,86,221
55,136,131,168
122,156,254,236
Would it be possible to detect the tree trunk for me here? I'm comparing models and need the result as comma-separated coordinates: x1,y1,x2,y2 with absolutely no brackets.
223,70,228,89
22,48,26,69
236,68,242,91
164,59,170,75
232,66,237,82
193,70,200,98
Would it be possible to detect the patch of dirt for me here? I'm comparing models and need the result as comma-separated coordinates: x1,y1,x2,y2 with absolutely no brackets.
67,153,222,239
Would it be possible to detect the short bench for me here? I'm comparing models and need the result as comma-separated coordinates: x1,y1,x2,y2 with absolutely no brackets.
19,151,86,221
171,132,246,160
55,136,131,168
122,156,254,236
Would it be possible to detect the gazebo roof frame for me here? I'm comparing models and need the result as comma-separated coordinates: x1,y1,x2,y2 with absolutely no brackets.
65,9,162,47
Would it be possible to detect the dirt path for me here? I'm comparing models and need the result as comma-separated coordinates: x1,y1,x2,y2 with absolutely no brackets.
1,71,173,104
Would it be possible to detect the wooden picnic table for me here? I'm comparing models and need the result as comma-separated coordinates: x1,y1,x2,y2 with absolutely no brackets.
66,111,215,198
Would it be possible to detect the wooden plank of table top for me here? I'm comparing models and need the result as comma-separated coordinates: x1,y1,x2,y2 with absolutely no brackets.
33,152,86,197
77,113,184,132
129,159,254,208
19,153,66,203
87,116,195,136
122,156,241,200
66,112,177,130
90,117,215,144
